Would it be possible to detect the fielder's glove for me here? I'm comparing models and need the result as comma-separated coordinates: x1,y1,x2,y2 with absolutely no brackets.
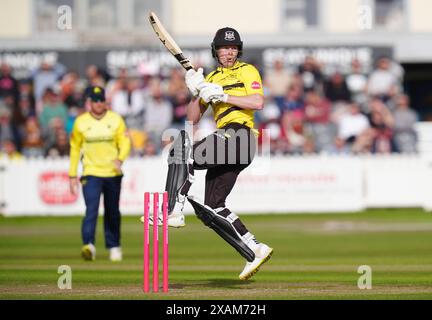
198,82,228,104
185,68,205,97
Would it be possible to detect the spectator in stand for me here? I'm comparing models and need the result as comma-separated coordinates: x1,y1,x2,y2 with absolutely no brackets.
364,98,396,153
388,58,405,85
45,128,70,157
62,73,86,135
392,94,418,153
106,68,129,117
166,67,188,98
280,110,308,154
127,78,147,129
125,78,147,156
45,117,67,150
17,79,36,118
0,63,19,103
257,97,285,155
21,117,45,157
328,136,352,155
367,98,395,129
107,71,146,130
1,95,25,150
170,89,190,130
367,57,400,102
304,90,331,123
336,103,370,152
38,88,68,137
143,78,173,152
31,60,66,103
85,64,106,90
304,90,335,153
279,84,304,114
65,104,85,135
137,61,159,96
60,71,83,110
9,97,27,151
368,111,396,154
0,106,13,142
297,55,323,93
264,59,293,109
303,138,316,155
346,59,368,107
0,139,23,160
323,71,351,104
142,138,157,156
128,130,147,157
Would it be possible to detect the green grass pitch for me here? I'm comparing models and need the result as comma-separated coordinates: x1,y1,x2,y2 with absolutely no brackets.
1,208,432,300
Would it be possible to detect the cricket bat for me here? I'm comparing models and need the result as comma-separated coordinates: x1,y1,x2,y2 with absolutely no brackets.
148,11,194,71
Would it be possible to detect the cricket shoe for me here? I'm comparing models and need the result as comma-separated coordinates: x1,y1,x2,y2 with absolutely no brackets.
239,243,273,280
81,243,96,261
139,212,186,228
109,247,122,262
166,198,187,228
167,211,186,228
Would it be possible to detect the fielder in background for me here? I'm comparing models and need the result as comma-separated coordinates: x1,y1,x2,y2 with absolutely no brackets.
167,27,273,280
69,86,131,262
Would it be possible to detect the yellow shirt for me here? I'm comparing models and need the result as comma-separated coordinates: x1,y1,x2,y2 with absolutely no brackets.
69,110,131,177
201,60,264,129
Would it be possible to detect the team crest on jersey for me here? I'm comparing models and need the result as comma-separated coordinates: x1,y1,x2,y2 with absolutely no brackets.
251,81,261,89
224,31,236,41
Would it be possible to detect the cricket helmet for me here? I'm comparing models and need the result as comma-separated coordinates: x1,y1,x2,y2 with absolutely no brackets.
211,27,243,58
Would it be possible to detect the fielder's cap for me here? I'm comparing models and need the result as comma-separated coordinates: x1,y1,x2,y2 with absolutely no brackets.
88,86,105,102
212,27,243,48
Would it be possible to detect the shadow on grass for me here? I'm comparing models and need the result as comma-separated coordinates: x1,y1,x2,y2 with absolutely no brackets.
172,278,254,290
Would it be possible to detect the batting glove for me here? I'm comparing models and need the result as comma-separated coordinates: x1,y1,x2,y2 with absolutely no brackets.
185,68,205,97
198,82,228,104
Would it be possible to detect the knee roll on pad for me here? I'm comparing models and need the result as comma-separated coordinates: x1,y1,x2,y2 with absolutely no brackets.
168,130,192,164
165,130,194,212
187,196,255,262
165,163,188,212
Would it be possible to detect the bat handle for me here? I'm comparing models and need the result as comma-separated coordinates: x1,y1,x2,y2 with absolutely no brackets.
210,97,221,105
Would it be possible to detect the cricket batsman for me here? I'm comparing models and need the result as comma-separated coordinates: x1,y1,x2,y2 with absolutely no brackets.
160,27,274,280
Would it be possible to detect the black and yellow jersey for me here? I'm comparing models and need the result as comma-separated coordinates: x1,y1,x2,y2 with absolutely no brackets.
69,110,131,178
201,60,264,129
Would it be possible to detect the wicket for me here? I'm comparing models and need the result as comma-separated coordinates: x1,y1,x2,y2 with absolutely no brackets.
143,191,169,293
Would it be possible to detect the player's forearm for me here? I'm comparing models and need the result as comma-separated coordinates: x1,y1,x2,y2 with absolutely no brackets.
226,94,264,110
69,126,83,177
118,136,131,161
187,97,202,124
68,148,81,177
118,147,131,162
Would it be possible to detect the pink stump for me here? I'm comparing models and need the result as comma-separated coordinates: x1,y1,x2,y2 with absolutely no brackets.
153,192,159,292
162,191,169,292
143,192,150,293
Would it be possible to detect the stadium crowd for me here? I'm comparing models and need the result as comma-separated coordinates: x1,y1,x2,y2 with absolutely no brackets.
0,55,419,159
